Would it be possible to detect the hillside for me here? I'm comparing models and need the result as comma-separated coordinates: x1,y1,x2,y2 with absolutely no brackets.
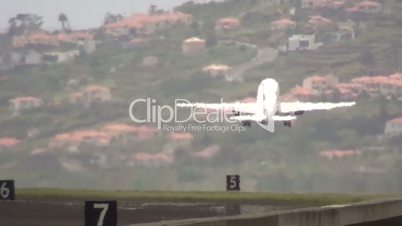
0,0,402,193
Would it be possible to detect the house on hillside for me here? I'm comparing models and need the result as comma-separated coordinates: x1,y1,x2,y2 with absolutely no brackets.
57,32,95,44
326,28,355,43
202,64,231,79
384,117,402,137
307,15,334,30
182,37,206,54
320,149,362,159
9,96,44,114
70,85,111,108
78,40,97,54
142,56,159,67
345,1,382,15
288,86,319,101
271,18,296,31
102,124,160,143
215,18,240,33
126,38,148,48
287,34,321,51
129,150,174,167
48,130,111,151
301,0,329,9
192,145,220,159
169,132,194,146
43,50,80,63
3,50,43,66
333,83,363,101
351,75,402,98
302,74,338,92
23,50,42,65
12,32,60,49
0,137,20,150
105,12,193,37
275,0,299,4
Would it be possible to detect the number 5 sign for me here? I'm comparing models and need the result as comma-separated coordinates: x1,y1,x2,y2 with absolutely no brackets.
85,201,117,226
226,175,240,191
0,180,15,200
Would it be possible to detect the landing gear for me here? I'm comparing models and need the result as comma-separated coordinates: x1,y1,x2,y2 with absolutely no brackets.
232,110,240,116
284,121,292,128
242,121,251,127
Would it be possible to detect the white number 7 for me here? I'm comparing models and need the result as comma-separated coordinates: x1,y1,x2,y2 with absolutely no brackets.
94,203,109,226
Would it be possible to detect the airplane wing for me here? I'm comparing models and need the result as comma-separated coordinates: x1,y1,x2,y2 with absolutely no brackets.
279,101,356,113
230,115,297,122
177,102,257,114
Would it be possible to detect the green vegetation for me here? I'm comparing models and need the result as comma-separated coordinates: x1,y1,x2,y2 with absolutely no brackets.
16,188,396,205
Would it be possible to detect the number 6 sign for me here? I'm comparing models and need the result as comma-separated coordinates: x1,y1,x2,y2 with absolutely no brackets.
85,201,117,226
0,180,15,200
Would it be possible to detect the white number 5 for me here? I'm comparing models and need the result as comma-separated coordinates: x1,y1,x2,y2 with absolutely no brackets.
94,203,109,226
0,183,10,198
230,176,237,188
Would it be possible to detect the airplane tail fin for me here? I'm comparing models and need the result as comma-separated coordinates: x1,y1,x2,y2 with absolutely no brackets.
257,116,276,133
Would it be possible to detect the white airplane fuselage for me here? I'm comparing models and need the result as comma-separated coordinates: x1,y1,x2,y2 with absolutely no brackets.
256,78,280,122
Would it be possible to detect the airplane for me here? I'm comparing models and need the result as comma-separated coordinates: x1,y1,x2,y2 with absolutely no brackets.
177,78,356,130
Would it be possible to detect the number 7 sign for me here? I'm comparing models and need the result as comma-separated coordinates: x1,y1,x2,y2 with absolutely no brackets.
85,201,117,226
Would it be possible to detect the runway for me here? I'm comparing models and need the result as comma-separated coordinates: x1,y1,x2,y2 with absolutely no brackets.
0,189,388,226
0,198,301,226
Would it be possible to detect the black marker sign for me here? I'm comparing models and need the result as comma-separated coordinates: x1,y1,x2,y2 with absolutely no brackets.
85,201,117,226
0,180,15,200
226,175,240,191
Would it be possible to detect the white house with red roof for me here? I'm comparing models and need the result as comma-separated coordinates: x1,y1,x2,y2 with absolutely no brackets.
0,137,20,149
105,12,192,36
9,96,44,114
215,18,240,33
320,149,362,159
182,37,206,54
345,1,382,14
385,117,402,136
271,18,296,31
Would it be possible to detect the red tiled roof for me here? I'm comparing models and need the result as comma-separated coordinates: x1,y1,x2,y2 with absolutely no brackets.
388,117,402,125
193,145,220,159
106,12,192,30
169,132,194,141
320,149,362,159
0,137,20,148
291,86,315,96
216,18,240,28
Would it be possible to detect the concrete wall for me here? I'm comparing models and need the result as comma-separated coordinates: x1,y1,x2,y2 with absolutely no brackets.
129,198,402,226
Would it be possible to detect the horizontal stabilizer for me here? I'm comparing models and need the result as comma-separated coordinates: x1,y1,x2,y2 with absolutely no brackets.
230,114,265,122
272,115,297,121
230,115,296,122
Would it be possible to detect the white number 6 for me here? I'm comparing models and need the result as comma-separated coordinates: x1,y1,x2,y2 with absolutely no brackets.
0,183,10,198
94,203,109,226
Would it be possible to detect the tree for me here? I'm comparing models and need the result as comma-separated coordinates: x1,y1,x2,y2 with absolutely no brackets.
104,13,124,25
58,13,70,32
7,13,43,36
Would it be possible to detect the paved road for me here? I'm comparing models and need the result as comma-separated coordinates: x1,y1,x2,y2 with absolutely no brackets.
219,40,278,82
